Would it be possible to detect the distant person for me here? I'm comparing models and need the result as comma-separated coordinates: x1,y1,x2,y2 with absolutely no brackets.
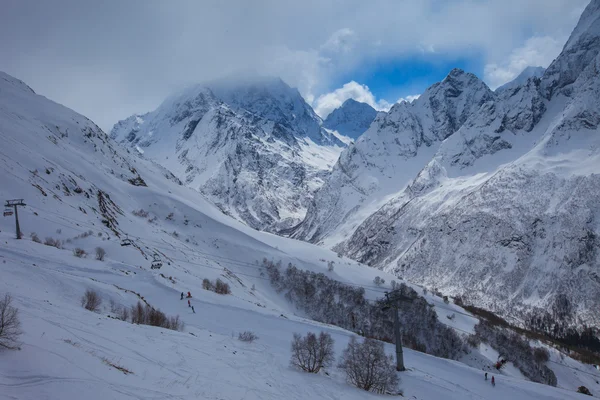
491,376,495,387
188,299,191,307
187,291,191,298
485,372,488,380
191,305,195,313
180,292,184,300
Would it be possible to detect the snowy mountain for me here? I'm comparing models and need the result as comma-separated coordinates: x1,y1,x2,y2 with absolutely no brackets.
111,77,345,232
1,68,597,399
302,0,600,329
289,68,495,246
5,69,598,400
322,98,378,140
496,66,545,92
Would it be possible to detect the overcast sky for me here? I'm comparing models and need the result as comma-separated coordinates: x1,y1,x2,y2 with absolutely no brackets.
0,0,589,131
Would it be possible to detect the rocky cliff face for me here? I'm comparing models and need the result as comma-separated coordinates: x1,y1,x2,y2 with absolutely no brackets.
322,98,378,140
290,69,495,246
111,77,344,232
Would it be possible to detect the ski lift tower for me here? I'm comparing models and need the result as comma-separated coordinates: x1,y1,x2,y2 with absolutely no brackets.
4,199,26,239
381,289,415,371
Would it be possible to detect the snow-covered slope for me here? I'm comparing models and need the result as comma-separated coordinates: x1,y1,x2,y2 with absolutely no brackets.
3,70,596,399
289,68,495,246
496,66,545,93
111,77,344,232
329,0,600,328
322,98,378,140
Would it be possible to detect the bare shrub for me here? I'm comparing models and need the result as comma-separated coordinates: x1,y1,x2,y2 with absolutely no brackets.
73,248,87,258
132,209,149,218
168,315,184,331
290,331,335,373
339,336,399,394
130,301,146,324
44,237,62,249
128,301,182,331
533,347,550,364
443,295,449,304
95,247,106,261
0,294,22,350
238,331,259,343
373,276,385,286
30,232,41,243
466,334,481,348
214,279,231,295
81,289,102,311
118,306,130,321
202,278,214,291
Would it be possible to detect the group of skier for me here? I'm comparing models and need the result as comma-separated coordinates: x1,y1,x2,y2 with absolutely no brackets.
181,291,195,313
484,372,496,386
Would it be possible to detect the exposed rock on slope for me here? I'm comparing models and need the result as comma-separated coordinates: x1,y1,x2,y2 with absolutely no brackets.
322,98,378,140
111,77,344,232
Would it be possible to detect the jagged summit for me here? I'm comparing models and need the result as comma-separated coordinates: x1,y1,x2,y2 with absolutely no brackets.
541,0,600,98
290,67,494,244
322,98,378,140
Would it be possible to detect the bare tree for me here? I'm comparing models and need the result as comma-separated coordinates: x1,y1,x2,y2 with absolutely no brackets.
202,278,214,291
0,294,22,350
238,331,259,343
81,289,102,312
338,336,399,393
95,247,106,261
290,331,335,373
373,276,385,286
130,301,146,324
214,279,231,295
73,248,87,258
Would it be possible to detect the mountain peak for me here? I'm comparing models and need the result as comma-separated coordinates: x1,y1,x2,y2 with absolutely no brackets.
446,68,467,78
541,0,600,98
323,99,377,140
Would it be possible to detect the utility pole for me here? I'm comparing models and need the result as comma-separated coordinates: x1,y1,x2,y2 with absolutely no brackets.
382,289,414,371
4,199,26,239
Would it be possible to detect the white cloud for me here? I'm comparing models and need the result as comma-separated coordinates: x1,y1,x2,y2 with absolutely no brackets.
397,94,421,103
320,28,356,55
0,0,587,130
483,36,565,89
313,81,392,118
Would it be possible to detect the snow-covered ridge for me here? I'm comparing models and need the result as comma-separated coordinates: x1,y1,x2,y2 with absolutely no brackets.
111,76,345,232
496,66,545,93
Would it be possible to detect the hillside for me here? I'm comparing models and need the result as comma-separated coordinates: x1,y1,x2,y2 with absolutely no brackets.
1,70,597,399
